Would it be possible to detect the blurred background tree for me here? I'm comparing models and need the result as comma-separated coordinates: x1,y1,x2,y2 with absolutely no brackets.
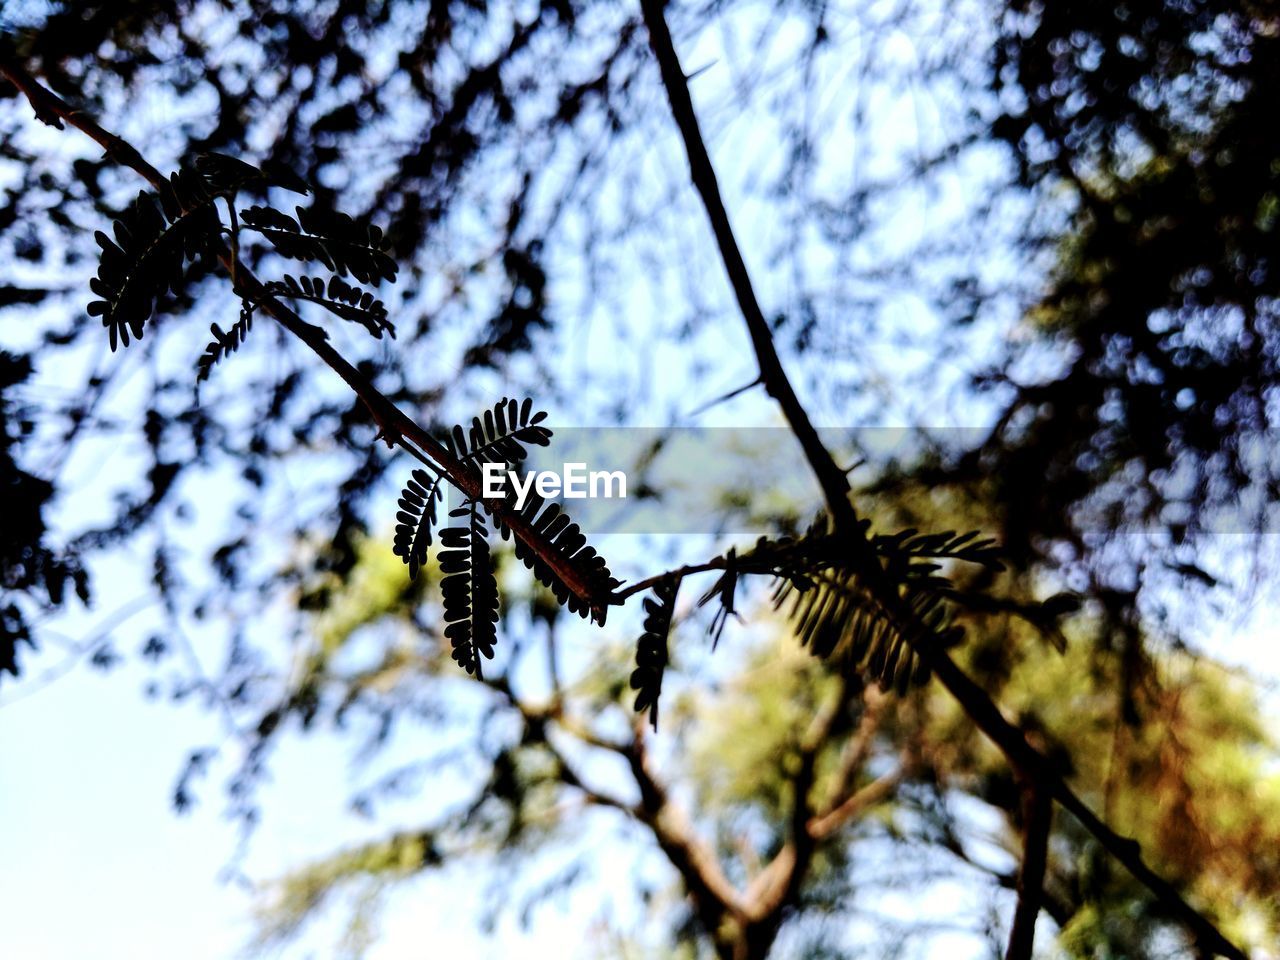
2,0,1279,957
244,535,1280,958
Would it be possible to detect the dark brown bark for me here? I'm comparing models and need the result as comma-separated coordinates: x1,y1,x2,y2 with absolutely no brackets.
1005,778,1053,960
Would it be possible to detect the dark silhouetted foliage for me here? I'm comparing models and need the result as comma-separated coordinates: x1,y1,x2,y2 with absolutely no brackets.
439,501,499,676
392,468,443,582
0,351,89,680
631,574,680,729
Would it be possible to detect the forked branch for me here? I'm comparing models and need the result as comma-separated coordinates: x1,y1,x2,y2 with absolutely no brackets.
637,5,1246,956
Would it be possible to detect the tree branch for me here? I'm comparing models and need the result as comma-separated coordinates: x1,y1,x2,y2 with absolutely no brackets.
613,557,729,602
638,0,860,538
933,817,1076,930
0,51,611,622
814,684,885,819
625,723,747,943
497,684,638,817
638,7,1247,958
1005,778,1052,960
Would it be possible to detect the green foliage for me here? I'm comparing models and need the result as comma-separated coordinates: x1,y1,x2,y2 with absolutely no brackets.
256,829,440,954
931,623,1280,953
9,3,1280,957
247,527,1280,958
686,638,838,825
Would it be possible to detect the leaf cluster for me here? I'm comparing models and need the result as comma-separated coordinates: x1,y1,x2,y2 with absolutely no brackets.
265,274,394,340
630,575,680,730
631,518,1069,715
444,396,552,466
89,168,223,351
241,205,397,285
86,158,617,683
389,397,617,674
85,154,395,384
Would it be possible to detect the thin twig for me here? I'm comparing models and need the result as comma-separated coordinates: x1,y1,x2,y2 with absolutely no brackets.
639,0,861,538
685,375,763,417
613,557,730,601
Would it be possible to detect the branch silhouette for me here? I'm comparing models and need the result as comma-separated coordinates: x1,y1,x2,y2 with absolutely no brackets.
637,4,1247,957
1005,778,1053,960
0,49,612,623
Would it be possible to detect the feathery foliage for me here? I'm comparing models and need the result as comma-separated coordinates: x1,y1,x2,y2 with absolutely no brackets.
388,396,615,634
86,157,614,676
195,302,255,385
88,154,392,368
631,575,680,730
447,396,552,466
266,274,394,339
494,489,618,624
88,153,309,352
391,469,443,581
88,169,221,351
439,502,499,677
240,205,398,285
692,518,1022,694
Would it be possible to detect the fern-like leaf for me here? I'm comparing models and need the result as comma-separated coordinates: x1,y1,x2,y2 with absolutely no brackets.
691,519,1001,693
195,302,256,384
267,274,395,339
446,396,552,466
88,169,222,351
392,469,443,580
873,528,1005,575
241,205,397,285
631,576,680,730
88,156,312,352
195,153,310,196
772,566,957,694
493,490,617,624
439,503,500,676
